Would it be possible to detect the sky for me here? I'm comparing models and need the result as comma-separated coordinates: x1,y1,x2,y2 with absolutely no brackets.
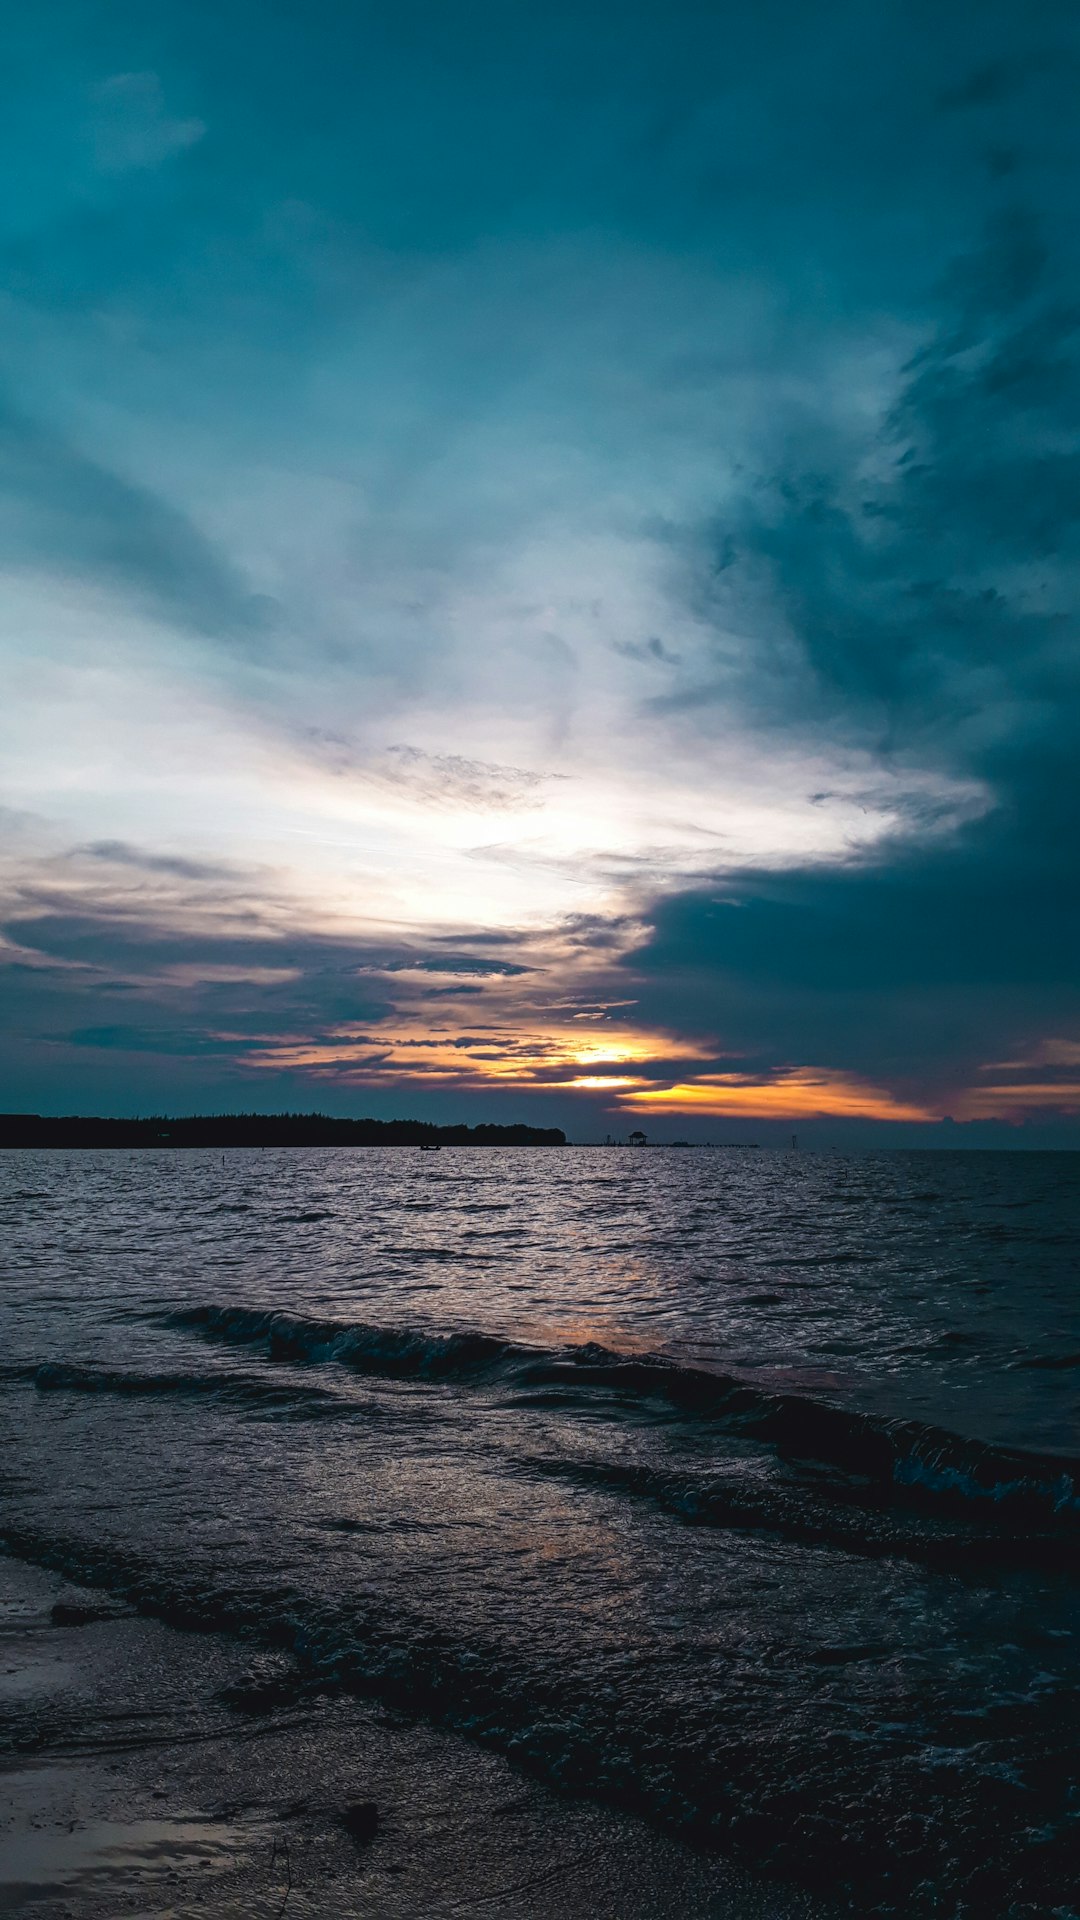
2,0,1079,1144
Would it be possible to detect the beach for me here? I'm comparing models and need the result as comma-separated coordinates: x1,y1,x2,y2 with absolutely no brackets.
2,1145,1078,1917
0,1555,822,1918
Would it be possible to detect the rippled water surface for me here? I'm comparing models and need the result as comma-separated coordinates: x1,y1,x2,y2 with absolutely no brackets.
2,1147,1078,1916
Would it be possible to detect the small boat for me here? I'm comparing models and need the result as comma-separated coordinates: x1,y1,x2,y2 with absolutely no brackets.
420,1144,440,1151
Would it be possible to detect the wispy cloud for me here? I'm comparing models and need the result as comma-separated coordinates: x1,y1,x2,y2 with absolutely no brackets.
0,398,269,640
90,73,205,174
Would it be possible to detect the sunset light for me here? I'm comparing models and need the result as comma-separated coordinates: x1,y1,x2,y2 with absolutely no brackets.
5,10,1080,1916
620,1070,934,1123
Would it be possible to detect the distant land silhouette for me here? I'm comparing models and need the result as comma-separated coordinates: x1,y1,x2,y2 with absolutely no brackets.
0,1112,566,1149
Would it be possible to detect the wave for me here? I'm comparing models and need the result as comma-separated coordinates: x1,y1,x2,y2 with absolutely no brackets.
519,1454,1079,1569
170,1304,514,1379
0,1360,351,1420
1,1519,1073,1918
169,1305,1080,1527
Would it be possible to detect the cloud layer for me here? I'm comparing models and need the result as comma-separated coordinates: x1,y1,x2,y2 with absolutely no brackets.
3,2,1079,1140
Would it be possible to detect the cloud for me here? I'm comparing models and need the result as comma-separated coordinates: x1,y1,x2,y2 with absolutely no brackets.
358,955,535,977
65,1024,242,1055
613,636,682,667
384,746,558,812
78,841,235,882
2,1,1080,1134
620,199,1080,1115
621,1069,933,1124
0,398,271,641
91,73,205,174
302,735,562,813
936,53,1068,114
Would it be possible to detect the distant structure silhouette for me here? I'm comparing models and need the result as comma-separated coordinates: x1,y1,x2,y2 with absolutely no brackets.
628,1129,647,1146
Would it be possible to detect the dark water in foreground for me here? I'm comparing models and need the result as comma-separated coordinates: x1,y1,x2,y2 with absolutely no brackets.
1,1147,1078,1916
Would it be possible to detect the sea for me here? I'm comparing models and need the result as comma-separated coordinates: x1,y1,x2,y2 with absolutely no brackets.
1,1146,1078,1917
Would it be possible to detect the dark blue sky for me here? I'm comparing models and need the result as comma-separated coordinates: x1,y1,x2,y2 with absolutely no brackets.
3,1,1079,1141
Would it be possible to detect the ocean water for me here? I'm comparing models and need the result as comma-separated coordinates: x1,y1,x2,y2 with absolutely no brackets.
1,1146,1078,1917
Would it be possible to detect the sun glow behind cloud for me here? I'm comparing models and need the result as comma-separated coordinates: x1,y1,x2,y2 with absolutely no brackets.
2,2,1079,1133
241,1013,708,1091
1,560,989,945
4,808,1077,1128
0,566,999,1131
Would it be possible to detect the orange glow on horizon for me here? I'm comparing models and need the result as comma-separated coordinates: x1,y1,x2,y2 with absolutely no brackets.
238,1005,1080,1127
243,1018,707,1090
619,1070,934,1123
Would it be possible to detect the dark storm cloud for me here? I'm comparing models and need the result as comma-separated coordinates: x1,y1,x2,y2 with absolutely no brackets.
630,190,1080,1103
666,197,1078,739
631,831,1079,1094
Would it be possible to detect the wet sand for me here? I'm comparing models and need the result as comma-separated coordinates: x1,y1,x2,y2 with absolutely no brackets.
0,1553,830,1918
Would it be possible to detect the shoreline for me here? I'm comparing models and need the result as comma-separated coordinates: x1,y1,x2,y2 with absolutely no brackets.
0,1117,567,1151
0,1552,830,1919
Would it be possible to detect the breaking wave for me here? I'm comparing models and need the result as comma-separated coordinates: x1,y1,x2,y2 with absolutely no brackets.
169,1304,1080,1527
